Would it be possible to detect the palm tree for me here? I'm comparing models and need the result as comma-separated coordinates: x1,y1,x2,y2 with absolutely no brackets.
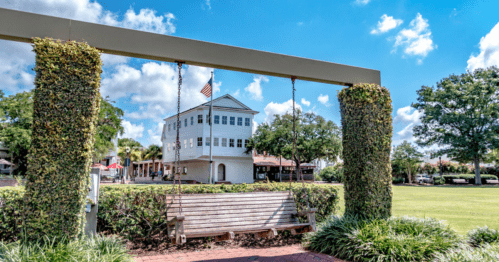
144,144,163,176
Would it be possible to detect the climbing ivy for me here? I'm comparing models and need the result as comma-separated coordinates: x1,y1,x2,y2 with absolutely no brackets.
22,38,102,240
338,83,393,219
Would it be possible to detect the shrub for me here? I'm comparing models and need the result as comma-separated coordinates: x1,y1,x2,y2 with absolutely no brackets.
23,38,102,240
98,183,339,241
0,187,24,241
434,176,445,185
305,215,462,262
442,174,498,184
320,165,344,183
435,243,499,262
338,83,393,219
0,235,132,262
392,177,404,184
468,227,499,247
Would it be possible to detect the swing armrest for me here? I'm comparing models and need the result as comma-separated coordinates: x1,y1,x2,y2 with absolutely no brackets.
167,215,185,225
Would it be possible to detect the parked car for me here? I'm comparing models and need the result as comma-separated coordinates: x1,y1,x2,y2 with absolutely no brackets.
415,175,432,184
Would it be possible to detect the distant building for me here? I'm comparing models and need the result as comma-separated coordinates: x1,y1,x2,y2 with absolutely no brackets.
161,94,258,184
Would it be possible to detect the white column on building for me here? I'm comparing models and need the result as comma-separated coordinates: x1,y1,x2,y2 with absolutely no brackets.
213,161,218,183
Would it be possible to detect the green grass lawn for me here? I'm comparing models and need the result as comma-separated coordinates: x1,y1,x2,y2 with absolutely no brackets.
335,185,499,235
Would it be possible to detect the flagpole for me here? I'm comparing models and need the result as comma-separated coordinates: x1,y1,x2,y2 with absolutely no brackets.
209,71,214,184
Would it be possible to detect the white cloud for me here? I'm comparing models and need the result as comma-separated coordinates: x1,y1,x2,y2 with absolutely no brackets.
264,99,302,123
297,22,304,26
205,0,212,10
301,98,311,107
0,0,177,93
101,63,218,121
354,0,371,6
252,120,258,134
393,106,423,124
147,122,164,146
120,120,144,140
371,14,403,34
393,13,436,63
232,89,241,98
467,22,499,72
245,75,268,101
397,123,415,141
318,94,330,106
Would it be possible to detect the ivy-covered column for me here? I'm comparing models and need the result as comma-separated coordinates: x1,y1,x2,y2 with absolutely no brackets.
23,38,102,239
338,83,393,219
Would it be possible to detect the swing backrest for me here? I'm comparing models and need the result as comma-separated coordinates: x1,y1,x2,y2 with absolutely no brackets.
166,191,301,238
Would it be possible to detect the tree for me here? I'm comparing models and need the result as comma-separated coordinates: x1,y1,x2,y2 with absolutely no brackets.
144,144,162,173
412,67,499,185
392,141,423,183
246,110,342,176
0,91,124,175
93,96,124,162
0,91,33,176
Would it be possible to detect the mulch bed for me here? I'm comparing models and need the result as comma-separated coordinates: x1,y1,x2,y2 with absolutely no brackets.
124,232,303,257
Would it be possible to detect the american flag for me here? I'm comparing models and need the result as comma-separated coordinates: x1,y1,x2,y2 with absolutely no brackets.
200,76,213,98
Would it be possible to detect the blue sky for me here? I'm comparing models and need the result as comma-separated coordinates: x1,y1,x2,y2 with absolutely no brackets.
1,0,499,147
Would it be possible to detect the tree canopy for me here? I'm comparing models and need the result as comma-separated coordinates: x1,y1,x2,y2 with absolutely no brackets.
412,67,499,184
117,138,144,163
0,91,124,175
144,144,162,173
246,110,342,169
391,140,423,183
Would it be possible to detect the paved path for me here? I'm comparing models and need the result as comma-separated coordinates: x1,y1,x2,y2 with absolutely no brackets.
135,245,345,262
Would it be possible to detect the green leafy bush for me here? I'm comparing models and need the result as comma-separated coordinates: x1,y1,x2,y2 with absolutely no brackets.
98,183,339,242
468,227,499,247
434,176,445,185
392,177,404,184
319,165,344,183
305,215,462,262
23,38,102,240
435,243,499,262
442,174,498,184
0,187,24,241
338,83,393,219
0,235,132,262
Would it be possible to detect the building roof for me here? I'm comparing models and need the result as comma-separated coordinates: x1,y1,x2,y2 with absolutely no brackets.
253,154,316,168
164,94,259,121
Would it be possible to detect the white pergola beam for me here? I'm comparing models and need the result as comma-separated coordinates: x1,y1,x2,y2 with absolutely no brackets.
0,7,380,86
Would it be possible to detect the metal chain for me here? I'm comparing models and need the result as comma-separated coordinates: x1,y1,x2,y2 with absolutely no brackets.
289,77,296,194
175,62,183,214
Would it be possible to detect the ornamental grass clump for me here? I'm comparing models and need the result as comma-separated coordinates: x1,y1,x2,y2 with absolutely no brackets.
434,243,499,262
467,226,499,247
305,215,462,262
0,235,132,262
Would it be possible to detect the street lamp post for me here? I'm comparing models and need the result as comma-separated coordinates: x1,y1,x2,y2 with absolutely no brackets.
439,156,442,177
123,147,130,184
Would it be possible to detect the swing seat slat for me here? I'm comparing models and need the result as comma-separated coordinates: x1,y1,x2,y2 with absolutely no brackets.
166,191,316,244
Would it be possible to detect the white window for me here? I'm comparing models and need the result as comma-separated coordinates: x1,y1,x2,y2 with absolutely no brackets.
206,114,210,124
214,137,219,146
222,116,227,125
245,118,250,126
184,118,187,127
237,139,242,148
167,143,170,151
168,124,171,131
222,138,227,147
214,115,220,124
198,115,203,124
205,137,210,146
229,139,235,147
184,139,187,149
190,138,193,148
245,139,249,147
230,117,235,125
197,137,203,146
237,117,243,126
191,116,194,125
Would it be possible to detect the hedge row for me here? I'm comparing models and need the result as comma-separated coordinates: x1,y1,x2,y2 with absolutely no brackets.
442,174,498,184
23,38,102,240
338,83,393,220
0,183,339,242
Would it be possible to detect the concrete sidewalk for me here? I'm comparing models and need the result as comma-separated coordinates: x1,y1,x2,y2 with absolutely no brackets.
135,245,345,262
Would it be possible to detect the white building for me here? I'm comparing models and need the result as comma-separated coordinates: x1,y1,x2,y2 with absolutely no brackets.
161,94,258,184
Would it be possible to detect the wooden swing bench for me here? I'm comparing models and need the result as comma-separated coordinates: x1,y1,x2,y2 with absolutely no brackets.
166,191,317,244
